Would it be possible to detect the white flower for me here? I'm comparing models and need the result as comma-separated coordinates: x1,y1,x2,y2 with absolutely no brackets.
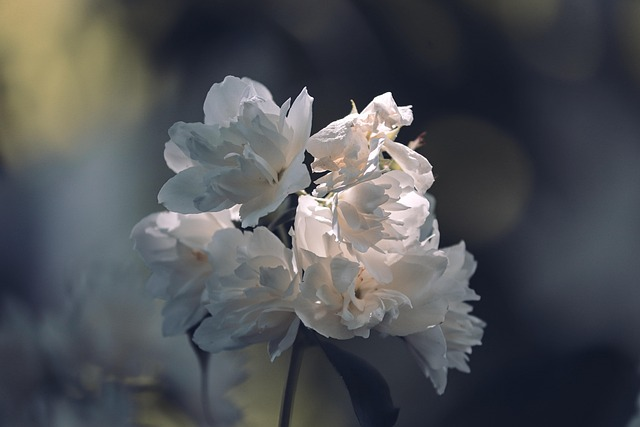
307,92,433,196
131,210,236,335
193,226,300,361
293,208,445,338
293,206,483,391
158,75,313,227
295,243,452,340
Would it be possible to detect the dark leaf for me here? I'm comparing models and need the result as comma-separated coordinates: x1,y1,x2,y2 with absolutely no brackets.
317,338,399,427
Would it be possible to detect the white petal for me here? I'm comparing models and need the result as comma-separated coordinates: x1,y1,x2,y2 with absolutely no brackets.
169,121,229,166
330,257,360,294
247,226,291,260
361,92,413,128
404,327,449,394
203,75,276,126
398,106,413,125
295,299,357,340
268,317,300,361
241,77,273,101
158,167,212,213
237,155,310,228
306,114,358,164
294,195,334,255
286,87,314,158
383,140,434,194
164,140,195,173
206,228,245,277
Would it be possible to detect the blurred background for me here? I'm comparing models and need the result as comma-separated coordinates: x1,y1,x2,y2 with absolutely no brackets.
1,0,639,426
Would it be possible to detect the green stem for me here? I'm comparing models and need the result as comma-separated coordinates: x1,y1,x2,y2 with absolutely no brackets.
278,332,306,427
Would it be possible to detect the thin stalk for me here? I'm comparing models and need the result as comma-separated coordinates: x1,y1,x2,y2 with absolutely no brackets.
188,328,215,427
278,334,306,427
199,356,215,427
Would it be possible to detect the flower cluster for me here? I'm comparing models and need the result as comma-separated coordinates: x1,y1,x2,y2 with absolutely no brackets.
132,75,484,394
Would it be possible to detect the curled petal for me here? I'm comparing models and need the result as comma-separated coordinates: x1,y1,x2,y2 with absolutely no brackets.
204,75,276,126
383,139,434,194
360,92,413,130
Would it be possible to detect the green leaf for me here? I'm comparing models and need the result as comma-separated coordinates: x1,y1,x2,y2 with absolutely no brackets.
317,338,399,427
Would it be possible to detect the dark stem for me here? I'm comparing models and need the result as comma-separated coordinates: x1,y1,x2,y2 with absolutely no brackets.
267,206,298,231
267,205,297,246
278,331,307,427
188,328,215,427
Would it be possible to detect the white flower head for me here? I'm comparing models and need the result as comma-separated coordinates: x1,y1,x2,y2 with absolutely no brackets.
294,207,446,337
131,209,236,335
293,205,483,391
158,76,313,227
307,92,433,196
193,226,300,361
294,239,449,341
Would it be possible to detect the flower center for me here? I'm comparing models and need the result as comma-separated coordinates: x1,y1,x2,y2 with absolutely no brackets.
353,267,377,301
192,249,207,262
